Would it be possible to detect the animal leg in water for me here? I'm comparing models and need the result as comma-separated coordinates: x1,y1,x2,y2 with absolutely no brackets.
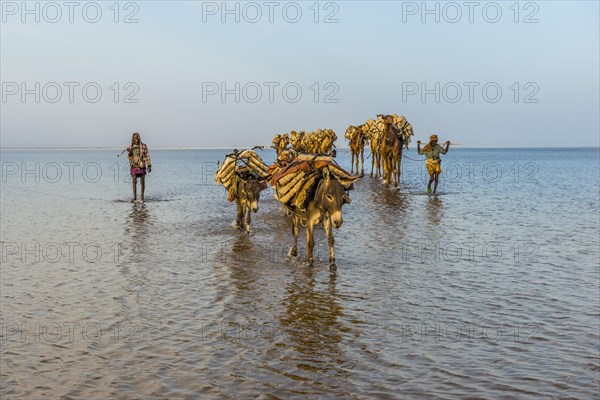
245,205,251,234
382,156,390,187
398,149,403,186
305,220,315,265
324,217,335,267
290,216,299,257
236,201,244,228
370,149,376,177
395,155,401,188
360,148,364,175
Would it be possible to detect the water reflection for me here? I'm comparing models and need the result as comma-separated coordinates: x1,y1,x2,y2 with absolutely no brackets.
120,203,158,318
230,233,253,259
279,268,347,375
124,203,152,254
369,182,411,230
217,233,281,321
227,233,259,292
4,149,599,399
426,195,444,227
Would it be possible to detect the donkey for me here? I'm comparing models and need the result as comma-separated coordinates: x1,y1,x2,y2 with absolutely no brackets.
235,173,266,234
290,168,352,269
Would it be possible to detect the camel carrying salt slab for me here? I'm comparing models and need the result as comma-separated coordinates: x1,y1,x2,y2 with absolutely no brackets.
215,149,269,201
271,154,359,212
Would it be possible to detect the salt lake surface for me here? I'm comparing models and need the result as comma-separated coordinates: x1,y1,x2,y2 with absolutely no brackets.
1,148,599,399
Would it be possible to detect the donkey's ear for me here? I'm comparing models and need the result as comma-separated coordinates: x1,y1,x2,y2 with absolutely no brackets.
322,167,330,181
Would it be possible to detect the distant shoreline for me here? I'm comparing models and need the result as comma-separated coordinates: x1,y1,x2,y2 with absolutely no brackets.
0,147,598,151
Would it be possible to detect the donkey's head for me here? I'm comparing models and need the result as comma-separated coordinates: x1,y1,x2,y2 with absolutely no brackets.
316,168,352,228
241,174,266,213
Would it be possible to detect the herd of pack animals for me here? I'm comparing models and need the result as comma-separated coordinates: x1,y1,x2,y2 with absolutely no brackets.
215,114,414,270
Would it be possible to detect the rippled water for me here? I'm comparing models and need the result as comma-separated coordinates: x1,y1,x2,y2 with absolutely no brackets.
1,148,599,399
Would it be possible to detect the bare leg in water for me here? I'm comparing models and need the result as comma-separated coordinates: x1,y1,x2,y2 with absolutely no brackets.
428,172,440,194
132,176,137,202
140,175,145,203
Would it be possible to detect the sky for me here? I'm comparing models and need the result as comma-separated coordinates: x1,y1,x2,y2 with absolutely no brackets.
1,0,599,148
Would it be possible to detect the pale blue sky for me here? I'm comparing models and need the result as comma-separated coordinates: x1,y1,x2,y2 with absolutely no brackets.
1,1,598,147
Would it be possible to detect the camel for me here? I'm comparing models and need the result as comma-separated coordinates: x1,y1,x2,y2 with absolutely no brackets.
301,133,318,153
289,168,352,269
290,131,305,153
391,114,414,149
272,134,289,157
315,129,337,155
365,118,383,178
378,115,404,188
345,125,366,175
288,129,337,155
321,129,337,155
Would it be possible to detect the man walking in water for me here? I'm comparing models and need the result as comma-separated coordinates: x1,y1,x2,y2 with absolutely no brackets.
417,134,450,194
128,132,152,202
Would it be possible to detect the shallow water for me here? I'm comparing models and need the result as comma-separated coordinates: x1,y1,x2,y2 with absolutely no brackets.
1,148,599,399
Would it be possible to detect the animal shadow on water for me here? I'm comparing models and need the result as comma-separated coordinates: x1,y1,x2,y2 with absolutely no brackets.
279,265,346,364
229,233,256,267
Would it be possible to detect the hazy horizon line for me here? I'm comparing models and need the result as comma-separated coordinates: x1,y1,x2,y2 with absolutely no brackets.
1,146,599,151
